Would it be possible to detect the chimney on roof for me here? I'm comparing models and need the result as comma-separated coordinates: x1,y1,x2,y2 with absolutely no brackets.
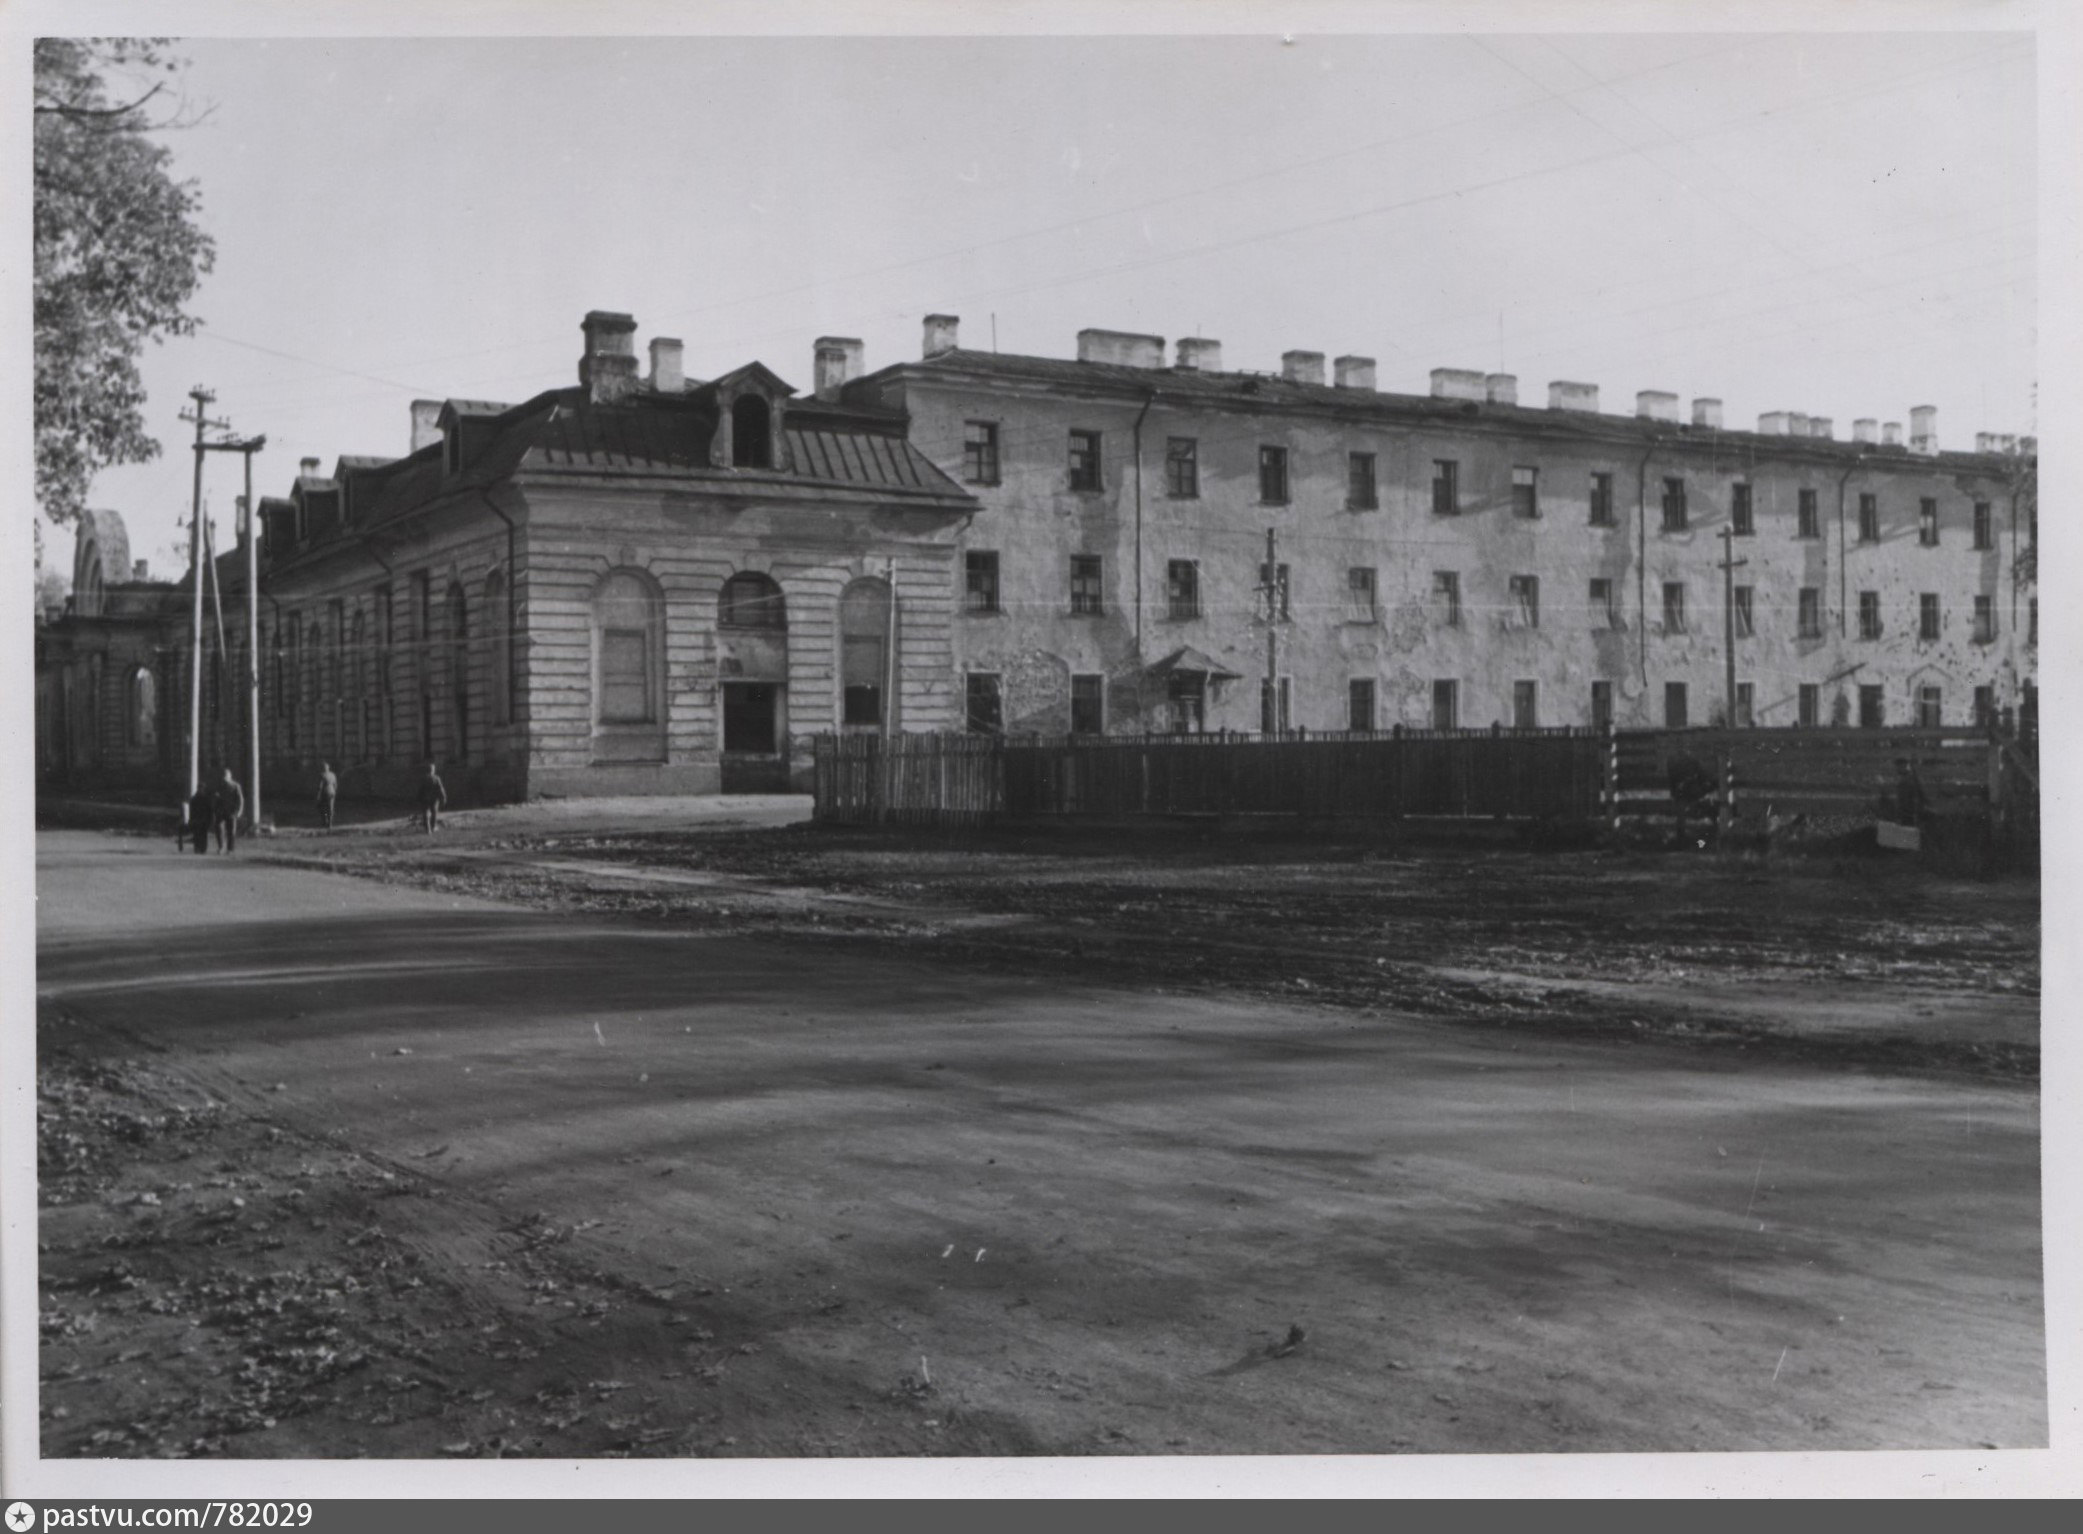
1281,350,1326,386
411,400,443,454
1976,431,1998,453
1853,418,1878,444
1485,373,1517,405
1787,411,1810,436
134,559,149,581
923,314,960,358
1691,398,1722,429
1883,421,1903,446
300,456,320,478
1636,391,1679,423
2019,435,2037,456
1758,412,1789,435
1548,380,1598,413
1079,329,1165,368
814,337,865,401
1909,404,1938,455
1431,368,1487,402
1334,355,1377,391
648,337,684,394
579,310,639,404
1810,417,1833,439
1999,433,2019,455
1175,337,1223,372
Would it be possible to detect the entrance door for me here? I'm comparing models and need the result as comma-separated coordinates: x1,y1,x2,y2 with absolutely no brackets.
721,682,788,792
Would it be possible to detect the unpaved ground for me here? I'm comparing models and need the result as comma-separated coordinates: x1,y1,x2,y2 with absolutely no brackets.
35,823,2044,1459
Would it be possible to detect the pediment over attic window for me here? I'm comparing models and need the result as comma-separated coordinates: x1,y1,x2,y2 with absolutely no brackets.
704,362,796,470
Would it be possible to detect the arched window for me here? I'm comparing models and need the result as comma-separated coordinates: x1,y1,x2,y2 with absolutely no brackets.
719,571,786,631
130,666,157,749
306,621,323,757
485,569,511,726
839,576,892,728
592,568,666,763
447,583,470,760
731,395,772,469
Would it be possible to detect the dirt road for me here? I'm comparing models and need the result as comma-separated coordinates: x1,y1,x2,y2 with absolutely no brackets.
36,828,2043,1458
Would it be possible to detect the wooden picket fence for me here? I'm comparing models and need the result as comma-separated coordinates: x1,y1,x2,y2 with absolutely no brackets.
811,732,1003,826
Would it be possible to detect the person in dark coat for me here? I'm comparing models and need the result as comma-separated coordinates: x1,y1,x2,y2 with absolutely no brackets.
418,760,447,833
315,762,338,830
210,767,245,854
185,786,213,854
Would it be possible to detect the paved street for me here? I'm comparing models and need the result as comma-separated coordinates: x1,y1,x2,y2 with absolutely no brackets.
35,829,2045,1457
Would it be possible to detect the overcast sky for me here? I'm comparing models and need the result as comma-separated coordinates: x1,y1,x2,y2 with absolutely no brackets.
42,19,2039,582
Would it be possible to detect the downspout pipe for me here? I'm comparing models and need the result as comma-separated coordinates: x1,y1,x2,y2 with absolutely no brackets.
1835,457,1861,637
1130,388,1155,666
1635,444,1656,690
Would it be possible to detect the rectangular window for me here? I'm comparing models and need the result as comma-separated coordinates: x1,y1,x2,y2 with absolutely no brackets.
1348,452,1378,510
1917,686,1942,729
1591,680,1613,731
1974,685,1996,728
1260,562,1291,621
1509,574,1540,628
964,550,1000,613
1432,459,1459,516
962,421,1000,485
1974,594,1994,643
1735,681,1755,728
1661,477,1688,532
1858,591,1882,640
1346,566,1377,621
1512,680,1538,729
1663,581,1687,634
1165,437,1199,499
413,570,432,648
1432,679,1459,731
328,598,345,699
1731,483,1754,535
1973,501,1993,550
1166,559,1200,621
1734,585,1755,639
1589,577,1618,630
1665,682,1689,729
1348,678,1376,733
1919,592,1940,641
964,672,1003,734
1068,429,1103,492
1798,489,1820,539
1859,493,1880,543
1433,571,1461,627
1512,466,1539,519
600,629,651,723
1589,471,1615,527
1858,684,1884,728
1919,498,1939,547
1798,684,1819,728
1070,674,1105,736
1258,445,1290,504
1069,554,1104,615
1798,587,1822,640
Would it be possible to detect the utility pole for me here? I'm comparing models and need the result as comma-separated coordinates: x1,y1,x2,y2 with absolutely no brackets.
1260,527,1280,735
202,436,268,827
179,387,228,819
1719,525,1749,727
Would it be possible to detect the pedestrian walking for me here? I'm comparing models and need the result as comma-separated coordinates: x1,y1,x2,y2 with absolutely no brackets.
184,785,213,855
210,767,245,855
418,760,447,833
315,762,339,830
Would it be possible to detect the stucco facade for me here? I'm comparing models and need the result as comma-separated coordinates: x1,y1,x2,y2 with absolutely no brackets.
849,319,2037,738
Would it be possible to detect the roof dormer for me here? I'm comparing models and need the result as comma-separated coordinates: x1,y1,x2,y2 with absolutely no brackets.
704,362,796,471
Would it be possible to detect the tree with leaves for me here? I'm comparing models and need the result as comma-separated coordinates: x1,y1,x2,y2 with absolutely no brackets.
34,37,215,527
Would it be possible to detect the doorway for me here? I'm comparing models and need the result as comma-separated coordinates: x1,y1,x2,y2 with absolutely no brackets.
721,682,788,792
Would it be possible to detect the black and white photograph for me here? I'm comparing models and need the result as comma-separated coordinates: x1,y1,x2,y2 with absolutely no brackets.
8,0,2076,1500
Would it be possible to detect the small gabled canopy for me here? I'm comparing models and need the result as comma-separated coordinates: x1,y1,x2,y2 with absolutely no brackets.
437,398,514,429
1146,645,1242,680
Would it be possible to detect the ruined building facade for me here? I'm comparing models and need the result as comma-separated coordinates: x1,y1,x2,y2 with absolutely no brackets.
36,308,2038,805
846,316,2037,739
